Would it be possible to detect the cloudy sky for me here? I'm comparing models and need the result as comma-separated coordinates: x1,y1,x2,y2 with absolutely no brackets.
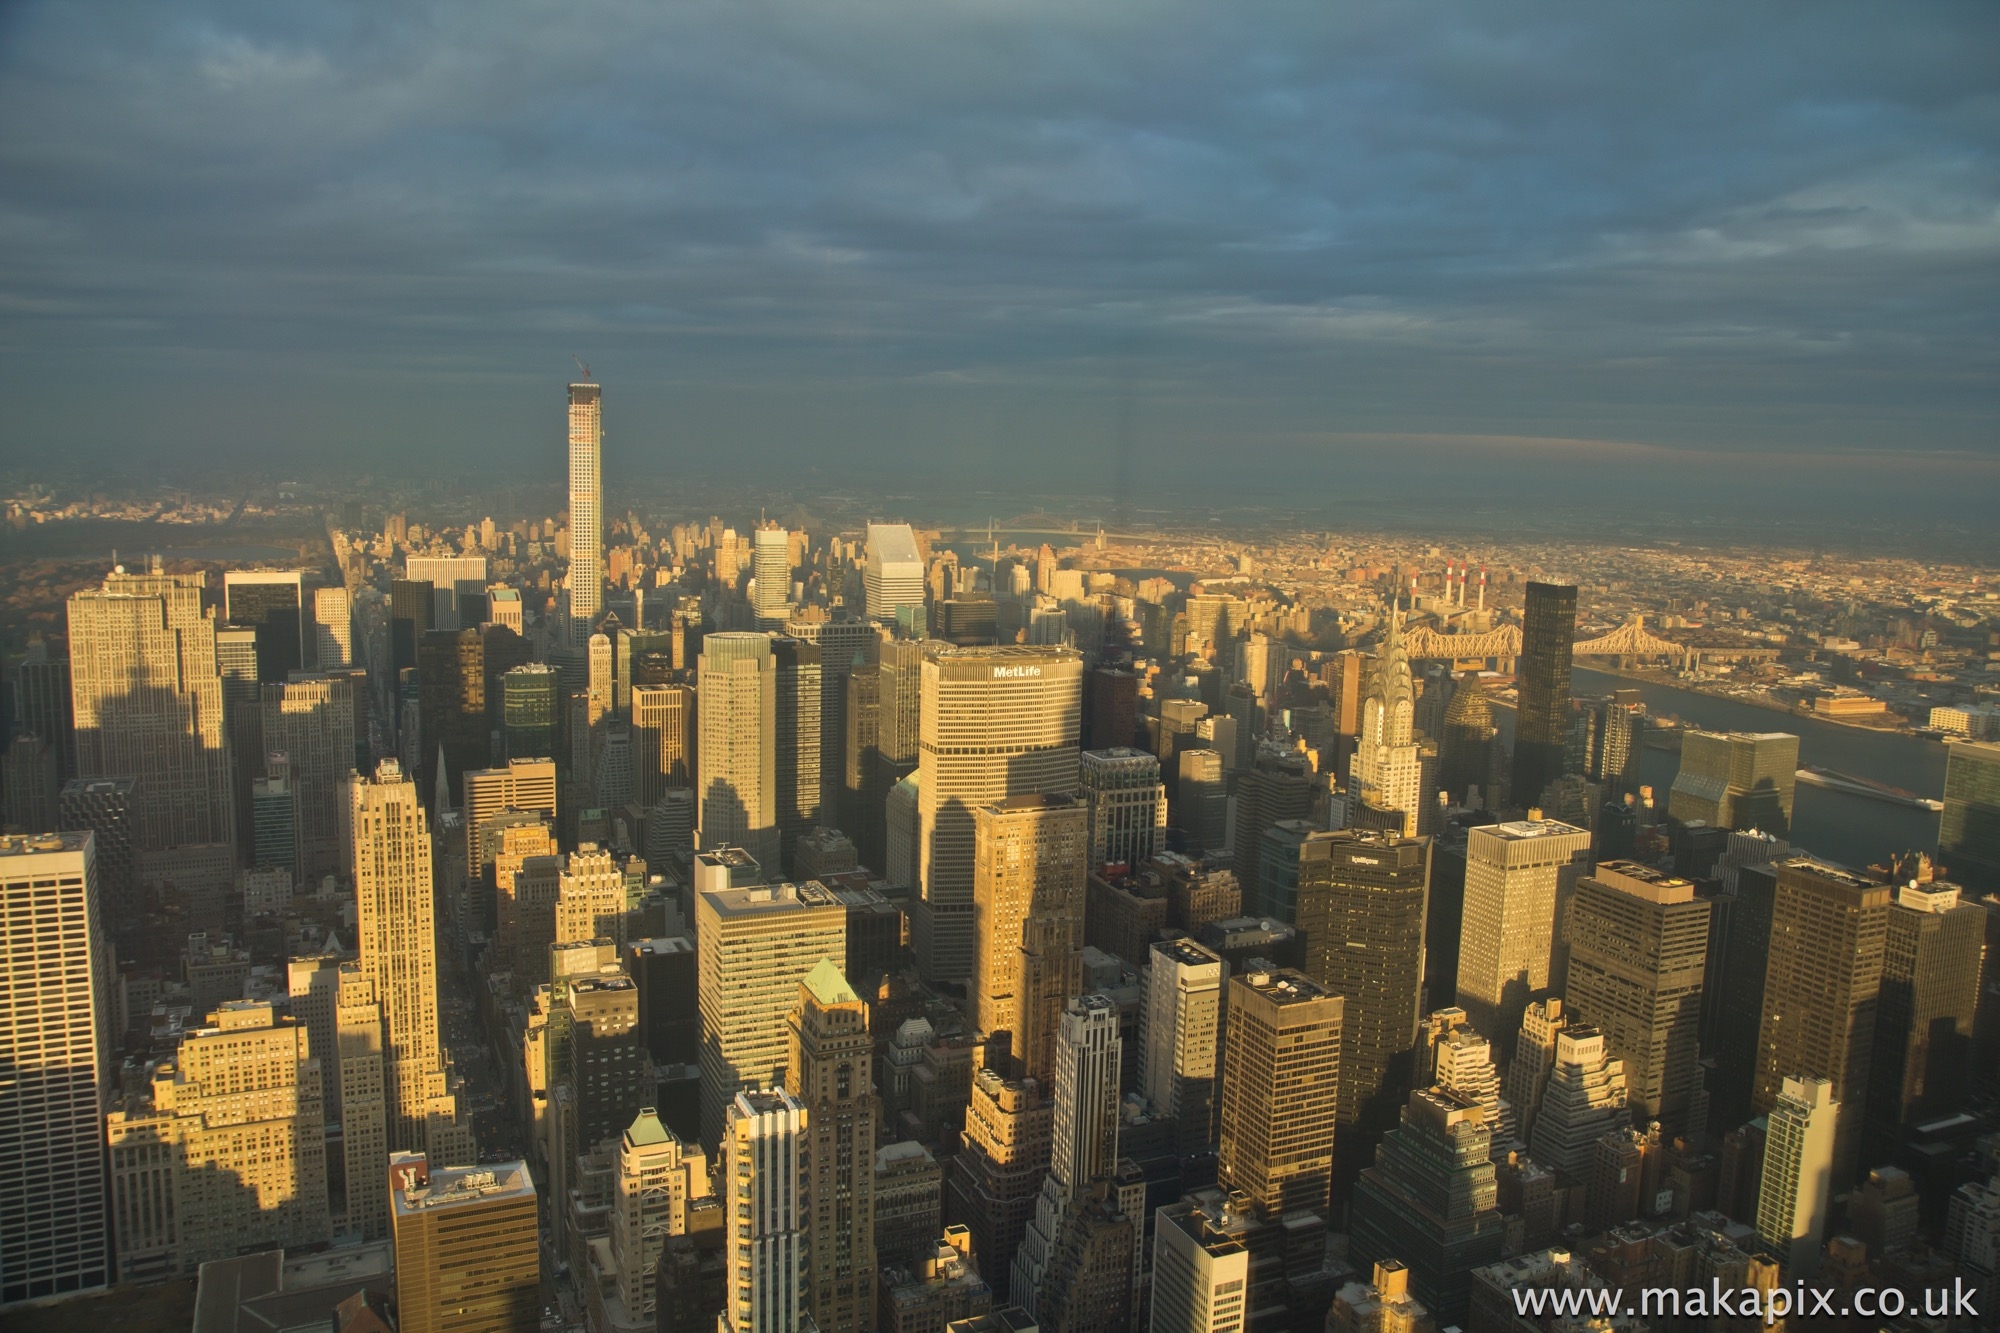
1,0,1995,511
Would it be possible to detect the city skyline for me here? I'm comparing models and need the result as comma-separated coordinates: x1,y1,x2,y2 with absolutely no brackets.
3,9,2000,1330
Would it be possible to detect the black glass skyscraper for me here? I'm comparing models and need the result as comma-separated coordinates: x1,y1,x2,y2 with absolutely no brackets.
1511,581,1576,808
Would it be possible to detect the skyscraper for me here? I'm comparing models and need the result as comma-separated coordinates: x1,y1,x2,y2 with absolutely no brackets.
1438,673,1498,808
0,831,109,1309
1512,582,1577,808
1348,614,1422,835
1668,731,1800,836
632,682,697,807
1293,828,1430,1164
753,523,793,628
345,760,468,1159
1217,968,1344,1220
568,376,604,641
391,1158,540,1333
500,663,561,763
313,584,353,669
1559,861,1710,1130
1526,1026,1628,1181
1348,1088,1506,1328
223,568,306,682
67,566,233,850
1755,1076,1839,1275
865,523,926,624
1753,857,1890,1187
1454,818,1591,1045
789,960,880,1333
698,633,779,869
1940,739,2000,889
1011,994,1130,1326
695,878,846,1148
772,635,823,872
1865,880,1984,1161
720,1088,811,1333
971,793,1088,1082
1150,1199,1252,1333
1141,938,1225,1153
260,675,357,879
56,777,136,940
463,757,559,885
914,644,1083,984
1078,747,1167,873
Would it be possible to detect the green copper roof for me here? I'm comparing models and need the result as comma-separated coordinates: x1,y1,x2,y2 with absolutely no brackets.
803,957,860,1006
624,1108,671,1147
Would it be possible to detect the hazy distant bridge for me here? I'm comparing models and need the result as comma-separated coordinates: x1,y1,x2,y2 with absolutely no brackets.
1400,615,1693,666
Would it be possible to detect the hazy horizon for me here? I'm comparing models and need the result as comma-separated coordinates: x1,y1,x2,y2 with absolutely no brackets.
2,1,1996,516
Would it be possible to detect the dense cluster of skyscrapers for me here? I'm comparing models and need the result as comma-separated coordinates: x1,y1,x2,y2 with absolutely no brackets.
2,374,1999,1333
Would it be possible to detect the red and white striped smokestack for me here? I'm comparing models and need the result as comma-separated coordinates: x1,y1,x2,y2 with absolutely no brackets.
1478,565,1487,611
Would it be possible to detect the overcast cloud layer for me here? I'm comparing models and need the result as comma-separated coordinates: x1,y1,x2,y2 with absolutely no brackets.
0,1,1996,509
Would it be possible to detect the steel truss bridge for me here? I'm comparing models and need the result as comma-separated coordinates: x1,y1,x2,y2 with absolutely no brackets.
1399,615,1692,666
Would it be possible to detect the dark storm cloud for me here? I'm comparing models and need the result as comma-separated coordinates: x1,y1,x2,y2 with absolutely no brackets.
0,0,1995,500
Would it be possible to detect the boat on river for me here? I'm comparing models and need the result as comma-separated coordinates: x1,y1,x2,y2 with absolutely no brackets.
1794,765,1944,813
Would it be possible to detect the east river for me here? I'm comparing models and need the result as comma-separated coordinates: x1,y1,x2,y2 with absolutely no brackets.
1568,667,1945,872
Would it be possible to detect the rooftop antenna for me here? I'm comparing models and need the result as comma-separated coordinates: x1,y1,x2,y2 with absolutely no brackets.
572,355,592,382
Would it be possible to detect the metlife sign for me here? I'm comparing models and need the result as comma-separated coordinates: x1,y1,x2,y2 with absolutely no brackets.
991,665,1044,679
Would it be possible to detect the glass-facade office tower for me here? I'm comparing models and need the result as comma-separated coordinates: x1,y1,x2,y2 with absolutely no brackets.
223,568,306,683
501,662,561,762
1753,856,1890,1188
1668,730,1799,836
568,378,603,641
1079,747,1167,873
913,644,1083,984
1511,581,1576,808
0,832,109,1309
1294,828,1430,1169
1864,881,1984,1163
68,566,234,850
1940,739,2000,888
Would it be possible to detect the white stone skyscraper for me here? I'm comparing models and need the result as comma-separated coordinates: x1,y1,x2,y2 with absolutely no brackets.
1347,611,1421,835
0,832,110,1310
67,565,233,850
720,1087,811,1333
1142,937,1225,1152
568,376,603,641
1011,993,1123,1316
864,523,925,624
697,633,779,869
752,523,792,628
1757,1075,1839,1275
345,759,470,1161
